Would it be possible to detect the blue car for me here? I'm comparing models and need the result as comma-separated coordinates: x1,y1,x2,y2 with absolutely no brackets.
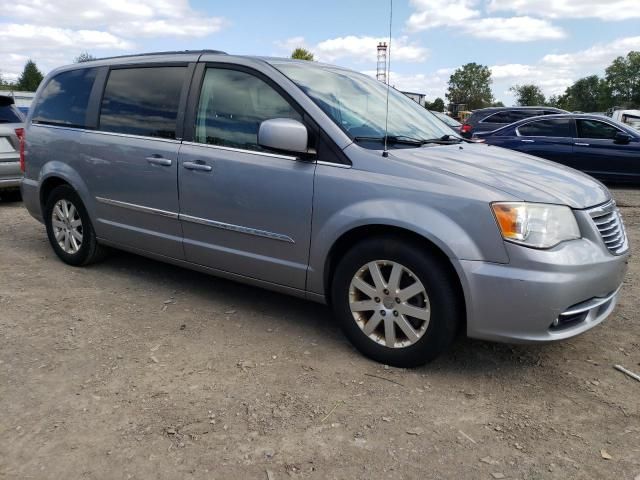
474,114,640,183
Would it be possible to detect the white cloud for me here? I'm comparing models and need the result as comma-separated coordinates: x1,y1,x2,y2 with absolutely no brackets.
0,0,227,80
352,34,640,107
0,54,30,83
0,24,132,51
275,36,307,52
406,0,480,31
0,23,132,79
406,0,566,42
464,17,565,42
488,0,640,21
276,36,429,63
361,70,451,100
110,18,225,38
0,0,226,37
491,36,640,98
541,36,640,68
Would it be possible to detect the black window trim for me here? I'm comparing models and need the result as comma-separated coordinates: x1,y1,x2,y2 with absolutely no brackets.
183,61,351,166
515,118,576,138
94,62,195,141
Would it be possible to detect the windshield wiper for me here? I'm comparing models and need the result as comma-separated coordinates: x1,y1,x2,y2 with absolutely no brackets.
354,134,464,146
419,135,464,145
353,135,428,146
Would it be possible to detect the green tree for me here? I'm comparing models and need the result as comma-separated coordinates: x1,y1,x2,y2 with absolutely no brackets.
546,95,560,108
426,97,445,111
491,101,505,107
605,51,640,108
74,51,96,63
446,63,493,109
556,75,610,112
16,60,44,92
510,84,546,106
291,48,314,61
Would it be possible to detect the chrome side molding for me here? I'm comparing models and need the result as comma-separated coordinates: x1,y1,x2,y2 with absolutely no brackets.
179,214,295,243
95,196,294,243
95,196,179,219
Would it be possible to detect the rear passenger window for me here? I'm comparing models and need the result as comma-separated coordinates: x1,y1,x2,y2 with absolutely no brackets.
32,68,97,128
195,68,302,151
99,67,186,139
518,119,572,137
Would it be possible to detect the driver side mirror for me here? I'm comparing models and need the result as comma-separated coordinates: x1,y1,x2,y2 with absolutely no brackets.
614,131,632,144
258,118,309,154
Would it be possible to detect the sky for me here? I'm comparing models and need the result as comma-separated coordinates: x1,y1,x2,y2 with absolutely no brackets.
1,0,639,105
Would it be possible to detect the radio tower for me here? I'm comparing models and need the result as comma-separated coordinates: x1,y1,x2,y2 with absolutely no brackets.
376,42,388,84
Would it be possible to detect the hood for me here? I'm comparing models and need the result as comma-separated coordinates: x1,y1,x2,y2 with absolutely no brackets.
389,143,609,209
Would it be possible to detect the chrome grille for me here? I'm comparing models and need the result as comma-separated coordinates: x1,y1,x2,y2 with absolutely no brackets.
588,201,628,255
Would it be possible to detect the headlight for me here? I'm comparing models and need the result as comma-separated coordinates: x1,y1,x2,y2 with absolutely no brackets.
491,202,580,249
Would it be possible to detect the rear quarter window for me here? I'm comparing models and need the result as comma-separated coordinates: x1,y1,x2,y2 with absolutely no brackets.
31,68,97,128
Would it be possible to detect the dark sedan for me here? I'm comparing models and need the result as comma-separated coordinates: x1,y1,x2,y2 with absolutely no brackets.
474,114,640,182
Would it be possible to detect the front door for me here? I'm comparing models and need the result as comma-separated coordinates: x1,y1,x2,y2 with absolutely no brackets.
177,66,315,289
573,118,640,181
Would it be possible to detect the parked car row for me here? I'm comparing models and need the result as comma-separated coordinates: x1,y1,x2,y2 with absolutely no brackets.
459,106,568,138
472,113,639,182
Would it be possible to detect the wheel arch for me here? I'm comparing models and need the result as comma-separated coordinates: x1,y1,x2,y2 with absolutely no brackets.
321,224,467,333
40,176,71,212
38,162,93,216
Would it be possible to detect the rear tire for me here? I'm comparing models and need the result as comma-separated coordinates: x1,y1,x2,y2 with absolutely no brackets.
331,236,461,367
44,185,107,266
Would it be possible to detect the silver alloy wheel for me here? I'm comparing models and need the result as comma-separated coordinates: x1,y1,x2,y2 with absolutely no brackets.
51,199,83,254
349,260,431,348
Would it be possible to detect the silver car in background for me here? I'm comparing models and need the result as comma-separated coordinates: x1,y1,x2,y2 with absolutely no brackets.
21,51,629,366
0,95,24,201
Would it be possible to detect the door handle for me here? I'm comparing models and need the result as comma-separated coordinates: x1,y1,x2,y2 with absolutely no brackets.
183,161,212,172
520,139,535,143
574,142,590,146
146,156,172,166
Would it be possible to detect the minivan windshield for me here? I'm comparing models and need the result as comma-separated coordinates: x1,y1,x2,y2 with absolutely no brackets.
271,61,460,146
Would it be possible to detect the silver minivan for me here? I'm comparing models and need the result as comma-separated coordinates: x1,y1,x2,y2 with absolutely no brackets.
21,51,629,366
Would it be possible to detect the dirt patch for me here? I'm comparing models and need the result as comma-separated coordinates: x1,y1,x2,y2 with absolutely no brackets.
1,189,639,479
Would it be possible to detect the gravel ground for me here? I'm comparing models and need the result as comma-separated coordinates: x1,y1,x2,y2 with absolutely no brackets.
0,187,639,480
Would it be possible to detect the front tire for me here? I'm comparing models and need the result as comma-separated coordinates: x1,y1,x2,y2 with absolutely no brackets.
331,236,461,367
44,185,106,266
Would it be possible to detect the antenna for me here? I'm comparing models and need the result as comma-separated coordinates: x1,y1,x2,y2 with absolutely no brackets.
382,0,393,158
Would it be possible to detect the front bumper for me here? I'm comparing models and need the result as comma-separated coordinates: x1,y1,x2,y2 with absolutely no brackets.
461,207,630,343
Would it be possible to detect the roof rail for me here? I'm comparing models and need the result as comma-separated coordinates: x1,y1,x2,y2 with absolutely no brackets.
94,50,227,62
